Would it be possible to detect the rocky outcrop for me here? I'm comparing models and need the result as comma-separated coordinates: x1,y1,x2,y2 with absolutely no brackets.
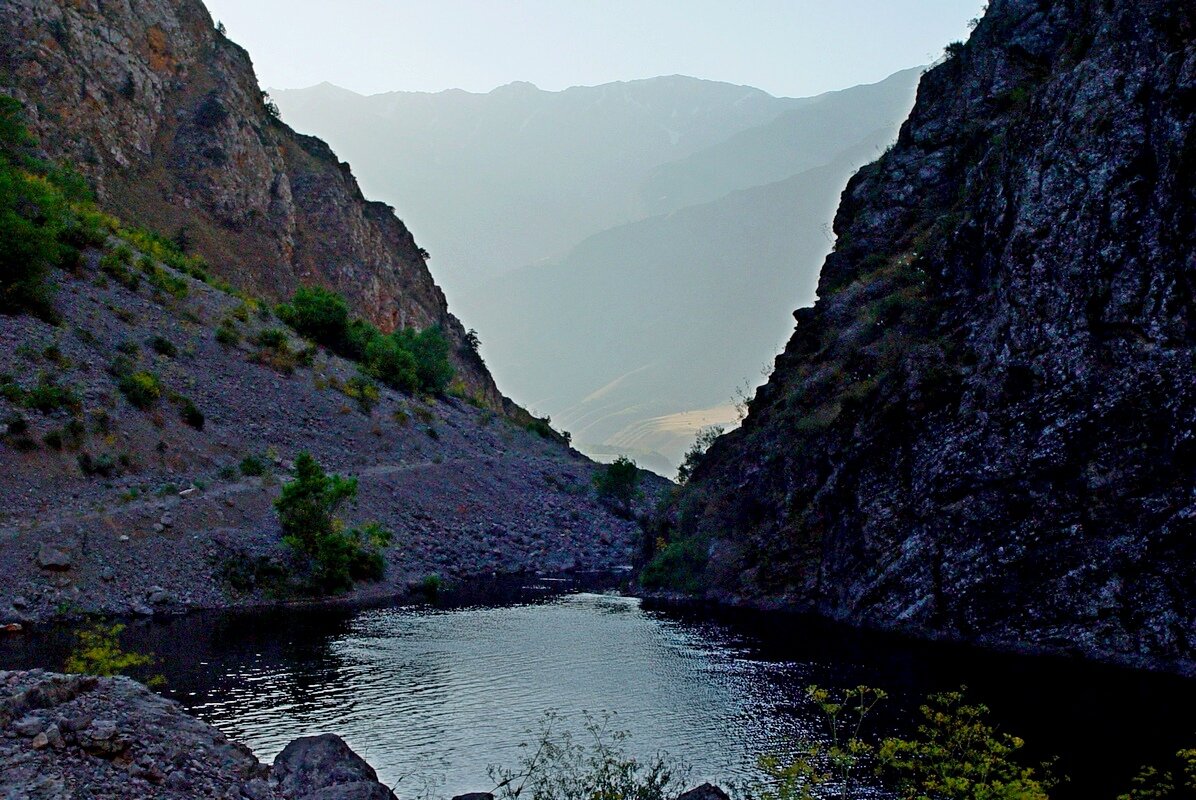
0,0,504,407
669,0,1196,674
0,670,397,799
273,735,396,800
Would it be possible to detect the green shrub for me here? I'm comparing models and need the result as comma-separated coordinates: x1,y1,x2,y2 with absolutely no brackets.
255,327,288,348
239,454,267,477
23,374,81,414
64,622,155,678
676,425,724,484
878,689,1054,800
364,333,419,392
215,319,240,346
277,285,350,349
341,375,381,413
417,573,442,596
399,326,455,394
274,452,391,594
277,287,455,394
527,416,556,440
639,535,708,593
118,370,162,409
77,451,117,477
149,335,177,357
0,99,63,319
100,247,140,290
593,456,641,512
176,396,204,430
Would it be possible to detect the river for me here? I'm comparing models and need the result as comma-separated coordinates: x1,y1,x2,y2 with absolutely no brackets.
2,577,1192,799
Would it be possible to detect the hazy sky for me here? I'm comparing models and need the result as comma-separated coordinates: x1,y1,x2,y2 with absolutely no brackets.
205,0,987,98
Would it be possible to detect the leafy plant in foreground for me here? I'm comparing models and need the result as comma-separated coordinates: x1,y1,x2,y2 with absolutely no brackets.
64,622,162,686
490,711,684,800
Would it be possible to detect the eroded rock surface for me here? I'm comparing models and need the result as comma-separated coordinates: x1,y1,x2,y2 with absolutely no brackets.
0,0,501,406
672,0,1196,674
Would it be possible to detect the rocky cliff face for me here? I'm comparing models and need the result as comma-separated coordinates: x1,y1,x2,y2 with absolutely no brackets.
671,0,1196,674
0,0,503,406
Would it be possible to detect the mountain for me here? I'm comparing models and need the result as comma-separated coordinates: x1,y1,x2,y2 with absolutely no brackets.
0,0,665,624
640,67,925,215
273,76,813,294
0,0,502,406
277,70,922,472
659,0,1196,675
458,136,898,469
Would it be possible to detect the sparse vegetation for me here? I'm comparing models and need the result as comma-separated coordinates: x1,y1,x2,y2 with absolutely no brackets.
117,369,162,410
175,395,204,430
676,425,724,484
239,454,267,477
490,712,683,800
277,286,455,394
149,335,178,357
64,621,162,686
878,689,1055,800
274,452,391,593
593,456,641,513
639,532,708,594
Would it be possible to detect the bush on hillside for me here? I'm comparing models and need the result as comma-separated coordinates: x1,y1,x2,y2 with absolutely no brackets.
277,285,350,350
274,452,392,594
276,286,455,394
676,425,724,484
593,456,641,513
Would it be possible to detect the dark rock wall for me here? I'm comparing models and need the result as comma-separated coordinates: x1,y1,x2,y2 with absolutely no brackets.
677,0,1196,673
0,0,505,406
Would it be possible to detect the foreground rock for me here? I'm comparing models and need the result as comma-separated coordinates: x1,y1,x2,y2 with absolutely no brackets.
0,670,395,799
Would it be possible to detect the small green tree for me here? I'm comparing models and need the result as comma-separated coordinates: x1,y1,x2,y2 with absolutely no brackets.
594,456,641,513
878,688,1054,800
274,452,390,593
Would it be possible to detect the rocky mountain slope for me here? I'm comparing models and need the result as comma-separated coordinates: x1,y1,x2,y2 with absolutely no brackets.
0,232,658,623
0,0,667,625
0,0,503,406
663,0,1196,674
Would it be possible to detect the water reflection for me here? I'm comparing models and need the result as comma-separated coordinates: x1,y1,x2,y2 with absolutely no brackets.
2,588,1192,799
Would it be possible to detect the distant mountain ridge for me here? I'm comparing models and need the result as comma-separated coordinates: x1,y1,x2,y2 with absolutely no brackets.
276,69,923,472
275,75,814,291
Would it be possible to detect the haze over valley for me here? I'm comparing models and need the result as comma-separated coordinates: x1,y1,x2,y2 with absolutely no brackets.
275,68,922,471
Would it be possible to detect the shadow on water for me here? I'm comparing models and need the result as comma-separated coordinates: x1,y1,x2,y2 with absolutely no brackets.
2,573,1192,800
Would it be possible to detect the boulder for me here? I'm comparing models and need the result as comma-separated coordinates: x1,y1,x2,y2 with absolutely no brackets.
676,784,731,800
36,544,71,571
451,794,495,800
272,733,396,800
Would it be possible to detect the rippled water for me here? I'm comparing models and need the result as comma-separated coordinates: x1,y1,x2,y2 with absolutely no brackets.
4,582,1194,798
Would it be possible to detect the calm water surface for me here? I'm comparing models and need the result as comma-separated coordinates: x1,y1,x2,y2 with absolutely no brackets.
3,579,1193,798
